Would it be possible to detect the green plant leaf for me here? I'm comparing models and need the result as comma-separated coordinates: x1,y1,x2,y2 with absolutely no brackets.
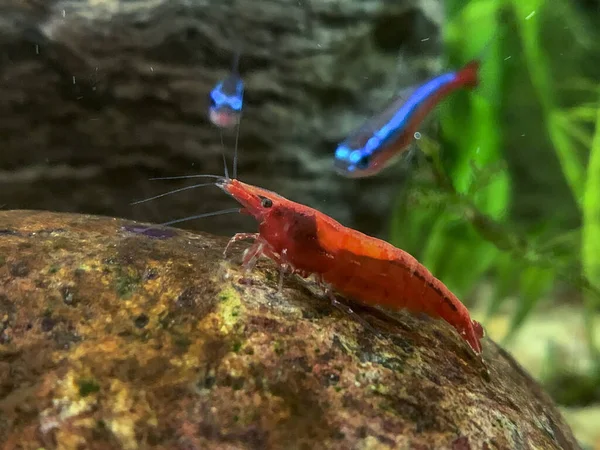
503,265,556,345
564,105,600,123
553,110,593,153
511,0,588,206
582,98,600,360
485,251,521,320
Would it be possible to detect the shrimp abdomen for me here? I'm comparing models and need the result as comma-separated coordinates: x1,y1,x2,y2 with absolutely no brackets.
320,235,482,352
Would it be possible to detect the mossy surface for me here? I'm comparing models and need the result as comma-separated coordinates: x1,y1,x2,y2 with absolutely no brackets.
0,210,581,449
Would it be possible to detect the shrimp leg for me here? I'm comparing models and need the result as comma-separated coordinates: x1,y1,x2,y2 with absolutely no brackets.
241,242,265,270
261,247,299,293
277,249,290,293
224,233,266,275
328,291,382,337
223,232,259,258
268,248,315,292
314,275,380,336
225,234,299,292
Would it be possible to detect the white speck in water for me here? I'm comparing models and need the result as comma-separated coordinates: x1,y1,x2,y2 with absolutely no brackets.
525,10,535,20
521,134,526,137
414,132,421,140
72,76,76,84
504,56,512,61
35,45,39,54
317,43,322,48
62,9,66,18
150,66,154,72
421,37,430,42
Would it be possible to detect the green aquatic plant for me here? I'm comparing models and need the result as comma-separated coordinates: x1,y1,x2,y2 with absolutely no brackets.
582,97,600,360
412,130,600,350
392,0,600,361
511,0,600,357
391,0,510,299
511,0,588,204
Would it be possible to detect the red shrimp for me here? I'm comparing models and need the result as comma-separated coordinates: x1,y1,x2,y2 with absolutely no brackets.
217,178,484,355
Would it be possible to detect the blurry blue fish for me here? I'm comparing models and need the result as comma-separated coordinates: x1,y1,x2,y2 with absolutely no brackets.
209,49,244,130
334,61,480,178
209,45,244,179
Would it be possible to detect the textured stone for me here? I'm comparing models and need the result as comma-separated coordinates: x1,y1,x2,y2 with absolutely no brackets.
0,0,443,239
0,210,581,449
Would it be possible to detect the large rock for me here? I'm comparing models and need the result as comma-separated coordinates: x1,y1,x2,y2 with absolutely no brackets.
0,210,581,449
0,0,443,239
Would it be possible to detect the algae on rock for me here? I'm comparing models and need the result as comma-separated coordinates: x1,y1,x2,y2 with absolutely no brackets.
0,211,581,449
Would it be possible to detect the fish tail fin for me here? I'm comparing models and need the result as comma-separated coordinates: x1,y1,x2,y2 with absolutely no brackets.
459,60,481,88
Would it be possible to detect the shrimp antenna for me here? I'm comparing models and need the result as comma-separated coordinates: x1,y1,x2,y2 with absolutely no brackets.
233,109,241,180
130,182,216,205
149,174,225,181
159,207,241,227
231,41,243,180
220,130,230,179
209,1,245,180
231,44,241,75
230,0,243,76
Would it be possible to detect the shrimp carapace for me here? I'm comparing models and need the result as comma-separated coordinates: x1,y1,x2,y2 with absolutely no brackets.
217,178,484,354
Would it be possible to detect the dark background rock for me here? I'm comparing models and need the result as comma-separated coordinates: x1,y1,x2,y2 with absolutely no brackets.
0,210,583,449
0,0,444,239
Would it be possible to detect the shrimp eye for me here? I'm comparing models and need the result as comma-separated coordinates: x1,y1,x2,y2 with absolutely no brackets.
356,155,371,170
260,197,273,208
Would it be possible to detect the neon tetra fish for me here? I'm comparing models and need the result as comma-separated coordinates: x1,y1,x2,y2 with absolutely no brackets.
334,60,480,178
209,48,244,129
208,42,244,179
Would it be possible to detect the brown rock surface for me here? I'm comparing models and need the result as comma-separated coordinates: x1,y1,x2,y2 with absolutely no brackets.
0,210,581,449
